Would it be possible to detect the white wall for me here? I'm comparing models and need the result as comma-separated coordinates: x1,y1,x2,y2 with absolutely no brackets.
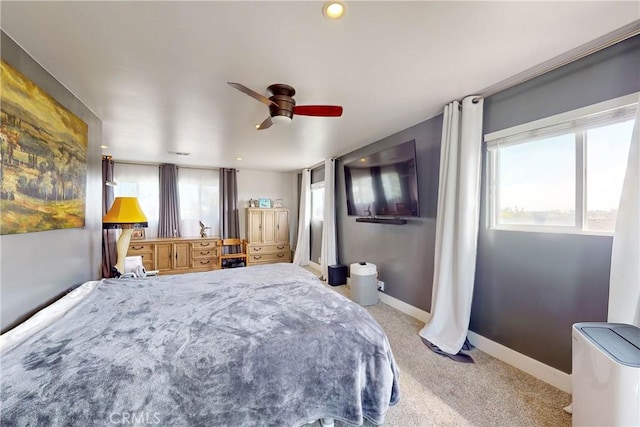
237,169,297,245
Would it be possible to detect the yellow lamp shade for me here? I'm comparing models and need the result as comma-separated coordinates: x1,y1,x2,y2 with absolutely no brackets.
103,197,148,228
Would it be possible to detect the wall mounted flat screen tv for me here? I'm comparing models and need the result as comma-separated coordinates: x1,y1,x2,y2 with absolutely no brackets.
344,139,420,217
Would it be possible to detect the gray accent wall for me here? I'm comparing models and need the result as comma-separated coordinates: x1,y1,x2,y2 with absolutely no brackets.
472,34,640,373
337,115,442,310
0,32,103,331
336,34,639,373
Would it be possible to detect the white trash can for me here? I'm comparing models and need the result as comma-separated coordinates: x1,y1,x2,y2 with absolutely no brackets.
350,262,378,306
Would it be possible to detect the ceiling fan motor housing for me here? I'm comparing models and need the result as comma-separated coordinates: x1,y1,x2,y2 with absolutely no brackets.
268,84,296,120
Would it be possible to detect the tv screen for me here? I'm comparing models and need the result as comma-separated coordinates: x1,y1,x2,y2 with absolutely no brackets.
344,139,420,217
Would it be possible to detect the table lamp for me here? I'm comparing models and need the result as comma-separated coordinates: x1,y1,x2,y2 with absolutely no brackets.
103,197,148,276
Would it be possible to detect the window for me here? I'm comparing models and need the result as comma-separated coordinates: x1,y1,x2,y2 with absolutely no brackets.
311,182,324,221
486,95,636,234
113,163,220,238
113,163,160,237
178,167,219,237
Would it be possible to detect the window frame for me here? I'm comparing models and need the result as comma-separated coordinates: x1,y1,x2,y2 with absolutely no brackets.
485,93,638,236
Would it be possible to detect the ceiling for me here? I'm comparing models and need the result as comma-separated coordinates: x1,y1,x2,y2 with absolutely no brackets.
1,1,638,172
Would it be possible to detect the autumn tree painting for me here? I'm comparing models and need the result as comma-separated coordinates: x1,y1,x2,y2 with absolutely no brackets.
0,60,87,235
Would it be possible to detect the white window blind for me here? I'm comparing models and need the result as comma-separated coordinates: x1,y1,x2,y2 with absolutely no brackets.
487,104,637,150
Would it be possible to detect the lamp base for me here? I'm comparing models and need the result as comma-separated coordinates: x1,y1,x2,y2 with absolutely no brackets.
113,228,134,275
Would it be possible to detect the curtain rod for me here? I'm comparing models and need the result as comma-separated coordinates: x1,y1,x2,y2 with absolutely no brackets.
471,22,640,103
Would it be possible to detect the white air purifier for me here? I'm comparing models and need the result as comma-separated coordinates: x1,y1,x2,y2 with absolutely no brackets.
350,262,378,306
571,322,640,427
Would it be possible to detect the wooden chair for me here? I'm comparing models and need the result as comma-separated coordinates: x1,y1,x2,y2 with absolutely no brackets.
219,238,248,269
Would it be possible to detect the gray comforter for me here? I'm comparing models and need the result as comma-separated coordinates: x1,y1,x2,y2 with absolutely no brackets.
1,263,399,426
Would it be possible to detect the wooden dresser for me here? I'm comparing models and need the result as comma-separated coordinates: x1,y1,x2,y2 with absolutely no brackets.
127,237,221,275
246,208,291,266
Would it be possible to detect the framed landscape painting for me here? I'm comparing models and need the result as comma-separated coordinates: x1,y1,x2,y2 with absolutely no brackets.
0,60,88,235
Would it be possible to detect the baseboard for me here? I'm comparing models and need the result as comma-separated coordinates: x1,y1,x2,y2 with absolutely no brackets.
377,292,431,323
466,331,572,393
376,293,572,394
308,261,321,271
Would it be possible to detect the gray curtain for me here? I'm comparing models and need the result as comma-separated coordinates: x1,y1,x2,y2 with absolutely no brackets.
158,163,181,238
101,156,117,277
219,168,239,239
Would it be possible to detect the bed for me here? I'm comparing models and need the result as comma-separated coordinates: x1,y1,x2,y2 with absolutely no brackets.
0,263,399,426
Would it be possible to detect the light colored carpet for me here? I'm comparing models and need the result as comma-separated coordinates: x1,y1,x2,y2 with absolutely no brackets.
303,268,571,427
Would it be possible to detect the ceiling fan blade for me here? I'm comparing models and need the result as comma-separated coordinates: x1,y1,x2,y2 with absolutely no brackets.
256,116,273,130
293,105,343,117
228,82,278,107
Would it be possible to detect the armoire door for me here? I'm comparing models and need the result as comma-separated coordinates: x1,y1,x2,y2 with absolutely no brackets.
248,210,264,243
262,210,276,244
275,210,289,243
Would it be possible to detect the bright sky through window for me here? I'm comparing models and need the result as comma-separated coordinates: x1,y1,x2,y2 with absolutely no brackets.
487,98,636,234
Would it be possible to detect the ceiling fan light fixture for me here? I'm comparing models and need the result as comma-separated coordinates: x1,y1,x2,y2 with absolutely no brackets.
272,115,292,126
323,1,346,19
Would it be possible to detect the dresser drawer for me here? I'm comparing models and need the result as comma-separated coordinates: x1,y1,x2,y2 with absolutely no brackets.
191,258,216,269
192,248,218,260
248,243,290,255
191,240,218,251
247,251,289,264
128,243,153,255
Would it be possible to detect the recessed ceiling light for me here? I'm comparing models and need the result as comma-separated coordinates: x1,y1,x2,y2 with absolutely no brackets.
359,158,366,162
167,151,190,156
236,157,243,161
323,1,346,19
101,145,108,149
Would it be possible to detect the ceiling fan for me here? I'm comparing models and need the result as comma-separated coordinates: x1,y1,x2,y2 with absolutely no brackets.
227,82,343,130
